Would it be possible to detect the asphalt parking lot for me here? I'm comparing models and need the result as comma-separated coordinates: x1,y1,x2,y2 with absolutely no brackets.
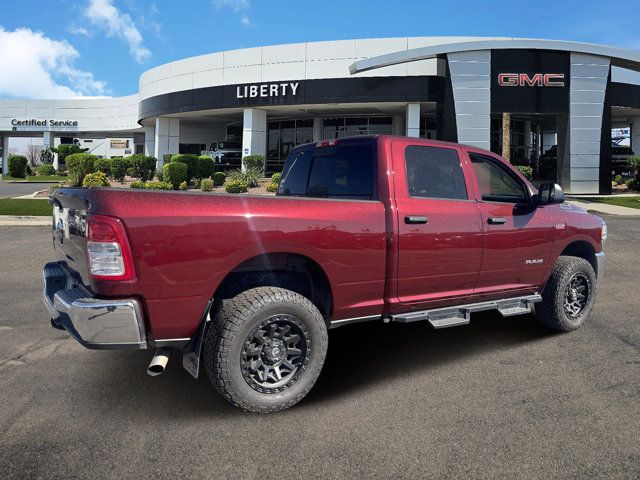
0,181,51,199
1,216,638,480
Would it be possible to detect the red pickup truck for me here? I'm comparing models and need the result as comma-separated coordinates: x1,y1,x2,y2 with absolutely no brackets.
44,135,606,412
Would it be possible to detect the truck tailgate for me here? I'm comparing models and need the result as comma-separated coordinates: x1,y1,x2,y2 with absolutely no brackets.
50,188,92,288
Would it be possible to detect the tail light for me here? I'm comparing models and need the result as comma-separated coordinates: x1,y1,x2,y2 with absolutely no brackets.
86,214,136,281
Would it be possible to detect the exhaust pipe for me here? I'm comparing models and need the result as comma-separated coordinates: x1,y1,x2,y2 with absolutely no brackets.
147,347,172,376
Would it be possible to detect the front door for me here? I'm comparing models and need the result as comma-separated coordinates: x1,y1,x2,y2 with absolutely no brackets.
466,151,555,294
393,142,484,306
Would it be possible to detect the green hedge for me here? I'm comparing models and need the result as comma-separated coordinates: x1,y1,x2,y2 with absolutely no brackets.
200,178,214,191
82,172,110,187
38,164,56,176
198,156,215,179
94,158,111,176
129,154,157,181
162,162,188,189
242,155,265,174
170,154,199,180
66,153,97,187
110,157,129,183
224,179,248,193
7,155,28,178
516,165,533,181
213,171,226,186
271,172,282,185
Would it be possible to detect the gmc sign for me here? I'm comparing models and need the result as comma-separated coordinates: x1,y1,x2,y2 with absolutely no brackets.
498,73,565,87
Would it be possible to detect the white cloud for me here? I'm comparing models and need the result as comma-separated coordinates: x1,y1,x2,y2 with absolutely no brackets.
0,27,108,99
68,25,90,36
213,0,252,27
83,0,151,63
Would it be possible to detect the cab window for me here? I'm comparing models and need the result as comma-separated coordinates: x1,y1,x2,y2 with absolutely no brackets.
469,153,528,203
405,145,468,200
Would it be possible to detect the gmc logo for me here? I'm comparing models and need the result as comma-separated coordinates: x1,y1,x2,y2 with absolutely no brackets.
498,73,565,87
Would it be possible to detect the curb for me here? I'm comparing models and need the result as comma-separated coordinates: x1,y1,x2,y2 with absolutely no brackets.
0,216,51,226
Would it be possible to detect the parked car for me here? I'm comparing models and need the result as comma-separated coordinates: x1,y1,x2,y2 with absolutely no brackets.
43,135,606,412
201,141,242,167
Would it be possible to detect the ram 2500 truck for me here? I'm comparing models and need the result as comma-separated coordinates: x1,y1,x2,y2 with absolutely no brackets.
43,135,606,413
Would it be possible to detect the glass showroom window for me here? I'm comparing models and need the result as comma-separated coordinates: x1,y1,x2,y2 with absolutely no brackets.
322,117,393,139
267,119,314,174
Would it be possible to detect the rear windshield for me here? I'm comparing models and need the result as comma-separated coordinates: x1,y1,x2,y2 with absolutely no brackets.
278,143,375,200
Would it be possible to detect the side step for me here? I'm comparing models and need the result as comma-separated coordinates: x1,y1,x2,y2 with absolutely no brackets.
391,294,542,329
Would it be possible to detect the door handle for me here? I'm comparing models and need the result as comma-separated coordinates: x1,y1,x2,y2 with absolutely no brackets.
405,215,429,224
488,217,506,225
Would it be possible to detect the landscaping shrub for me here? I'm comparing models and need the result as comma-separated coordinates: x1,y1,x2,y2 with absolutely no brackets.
26,165,33,176
94,158,112,176
242,155,265,174
213,171,226,186
228,167,260,188
110,157,129,183
613,174,623,185
143,181,173,190
224,179,249,193
66,153,96,187
170,154,199,180
162,162,188,189
126,167,135,177
200,178,214,192
628,156,640,180
8,155,28,178
179,181,188,190
130,181,145,188
198,156,215,179
162,153,174,164
54,144,88,167
516,165,533,180
271,172,282,185
82,171,110,187
625,178,639,191
38,164,56,176
266,182,279,193
129,154,157,181
156,170,164,182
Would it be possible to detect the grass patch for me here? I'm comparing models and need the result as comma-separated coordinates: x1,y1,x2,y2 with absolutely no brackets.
0,199,52,216
1,175,67,182
589,196,640,210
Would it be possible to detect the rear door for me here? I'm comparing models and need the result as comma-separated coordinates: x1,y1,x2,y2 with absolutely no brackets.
392,141,483,306
465,151,555,293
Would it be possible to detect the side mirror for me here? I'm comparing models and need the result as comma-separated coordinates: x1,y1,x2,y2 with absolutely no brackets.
534,183,565,206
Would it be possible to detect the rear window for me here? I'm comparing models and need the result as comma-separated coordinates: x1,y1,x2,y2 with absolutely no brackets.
278,143,375,199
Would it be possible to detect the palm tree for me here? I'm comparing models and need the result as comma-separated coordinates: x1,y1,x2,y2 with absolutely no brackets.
501,112,511,162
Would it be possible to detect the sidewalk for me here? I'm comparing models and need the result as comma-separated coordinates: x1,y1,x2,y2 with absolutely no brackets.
567,198,640,216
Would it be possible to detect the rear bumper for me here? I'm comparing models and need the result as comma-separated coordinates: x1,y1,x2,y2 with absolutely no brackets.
595,251,605,282
43,262,147,350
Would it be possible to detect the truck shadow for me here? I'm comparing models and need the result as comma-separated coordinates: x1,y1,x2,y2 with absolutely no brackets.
306,312,550,406
79,311,550,418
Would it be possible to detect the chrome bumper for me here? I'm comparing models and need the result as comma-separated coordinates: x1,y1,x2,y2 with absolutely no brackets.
595,251,605,282
43,262,147,350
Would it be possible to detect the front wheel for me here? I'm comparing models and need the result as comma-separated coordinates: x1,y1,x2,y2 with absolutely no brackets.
536,256,597,332
203,287,328,413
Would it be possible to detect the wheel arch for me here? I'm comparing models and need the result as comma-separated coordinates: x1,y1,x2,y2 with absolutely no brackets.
211,252,334,323
559,240,598,277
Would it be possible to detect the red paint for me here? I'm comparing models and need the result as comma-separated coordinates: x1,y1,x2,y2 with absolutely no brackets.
498,73,565,87
53,136,604,341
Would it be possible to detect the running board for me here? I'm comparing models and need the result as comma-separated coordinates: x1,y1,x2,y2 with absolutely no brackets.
391,294,542,329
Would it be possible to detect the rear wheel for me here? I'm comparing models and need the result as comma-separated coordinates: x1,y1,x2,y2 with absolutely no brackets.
203,287,328,413
536,256,597,332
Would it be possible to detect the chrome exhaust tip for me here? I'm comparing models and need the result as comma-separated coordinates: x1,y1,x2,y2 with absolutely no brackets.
147,347,172,376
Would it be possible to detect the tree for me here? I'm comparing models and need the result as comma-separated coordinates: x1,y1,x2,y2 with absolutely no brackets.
26,144,42,167
53,144,88,165
501,112,511,163
39,147,55,164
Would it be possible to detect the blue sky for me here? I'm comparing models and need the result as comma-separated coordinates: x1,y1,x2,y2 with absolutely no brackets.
0,0,639,98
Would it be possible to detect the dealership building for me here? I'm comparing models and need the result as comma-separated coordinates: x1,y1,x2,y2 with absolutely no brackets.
2,36,640,194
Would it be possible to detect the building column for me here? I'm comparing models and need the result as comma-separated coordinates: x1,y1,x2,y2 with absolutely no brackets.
566,53,611,194
1,137,9,176
631,117,640,156
242,108,267,171
144,126,156,158
154,118,180,169
406,103,420,138
312,118,323,142
392,115,404,136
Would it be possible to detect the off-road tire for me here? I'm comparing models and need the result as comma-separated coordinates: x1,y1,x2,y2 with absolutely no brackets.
203,287,328,413
536,255,597,332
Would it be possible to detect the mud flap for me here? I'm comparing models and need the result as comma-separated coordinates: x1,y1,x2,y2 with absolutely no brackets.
181,300,213,379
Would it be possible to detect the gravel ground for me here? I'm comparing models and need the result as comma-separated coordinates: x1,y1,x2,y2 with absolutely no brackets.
0,216,638,480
